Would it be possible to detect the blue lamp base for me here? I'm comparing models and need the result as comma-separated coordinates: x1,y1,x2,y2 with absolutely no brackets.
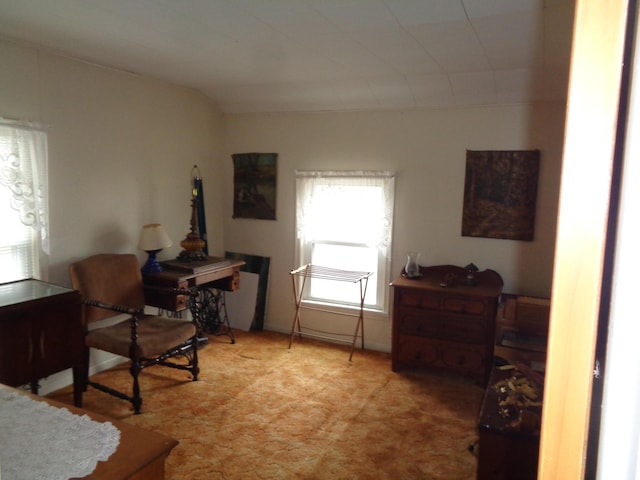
141,249,163,274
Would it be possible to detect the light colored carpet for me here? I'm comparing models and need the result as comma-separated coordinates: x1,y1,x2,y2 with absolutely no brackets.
49,330,484,479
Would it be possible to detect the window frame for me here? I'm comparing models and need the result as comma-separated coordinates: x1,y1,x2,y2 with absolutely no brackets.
294,170,394,313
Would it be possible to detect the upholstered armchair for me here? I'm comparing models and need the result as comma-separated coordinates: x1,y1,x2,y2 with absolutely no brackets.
69,253,200,414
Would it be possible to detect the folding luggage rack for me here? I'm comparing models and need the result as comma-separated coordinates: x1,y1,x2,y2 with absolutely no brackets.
289,264,372,360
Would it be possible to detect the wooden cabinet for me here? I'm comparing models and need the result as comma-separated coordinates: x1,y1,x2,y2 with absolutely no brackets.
390,265,503,385
477,367,541,479
0,279,83,403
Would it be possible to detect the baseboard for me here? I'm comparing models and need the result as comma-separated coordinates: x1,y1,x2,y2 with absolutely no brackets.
264,323,391,353
36,354,128,396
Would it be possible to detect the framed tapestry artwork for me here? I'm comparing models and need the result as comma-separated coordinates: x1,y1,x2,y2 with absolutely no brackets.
232,152,277,220
462,150,540,241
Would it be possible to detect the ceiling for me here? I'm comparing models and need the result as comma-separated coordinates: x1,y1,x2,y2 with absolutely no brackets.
0,0,575,114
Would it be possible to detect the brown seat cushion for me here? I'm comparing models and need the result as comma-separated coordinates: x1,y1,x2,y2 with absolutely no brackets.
86,315,196,358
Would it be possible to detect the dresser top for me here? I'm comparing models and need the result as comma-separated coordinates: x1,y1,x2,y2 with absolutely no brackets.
0,279,75,308
390,264,503,297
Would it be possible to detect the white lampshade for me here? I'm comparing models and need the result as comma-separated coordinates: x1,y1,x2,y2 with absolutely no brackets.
138,223,173,251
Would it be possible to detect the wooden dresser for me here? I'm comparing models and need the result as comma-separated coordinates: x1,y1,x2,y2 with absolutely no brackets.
390,265,503,385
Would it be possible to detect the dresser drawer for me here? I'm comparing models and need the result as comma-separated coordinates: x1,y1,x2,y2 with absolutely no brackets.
441,344,485,374
396,308,438,337
439,314,487,344
394,335,486,379
397,290,441,309
396,308,486,344
442,297,488,316
397,289,489,317
395,336,439,367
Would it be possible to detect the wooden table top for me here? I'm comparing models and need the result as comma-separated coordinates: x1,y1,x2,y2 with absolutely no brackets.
16,389,178,479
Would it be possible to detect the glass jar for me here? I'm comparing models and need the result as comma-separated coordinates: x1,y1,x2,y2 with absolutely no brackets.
404,252,421,278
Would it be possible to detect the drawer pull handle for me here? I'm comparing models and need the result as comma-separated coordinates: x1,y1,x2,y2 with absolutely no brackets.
40,331,45,359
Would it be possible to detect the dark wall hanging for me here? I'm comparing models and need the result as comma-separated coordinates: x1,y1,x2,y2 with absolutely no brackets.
232,152,277,220
462,150,540,241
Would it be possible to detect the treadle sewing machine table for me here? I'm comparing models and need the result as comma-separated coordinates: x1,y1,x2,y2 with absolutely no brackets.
289,264,372,360
142,257,244,343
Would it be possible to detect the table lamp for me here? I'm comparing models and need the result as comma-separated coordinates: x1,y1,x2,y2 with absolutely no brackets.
138,223,173,273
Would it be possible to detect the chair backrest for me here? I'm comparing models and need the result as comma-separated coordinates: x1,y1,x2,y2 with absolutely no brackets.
69,253,146,324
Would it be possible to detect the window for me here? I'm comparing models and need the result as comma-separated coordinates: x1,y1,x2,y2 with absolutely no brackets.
295,170,395,312
0,120,49,283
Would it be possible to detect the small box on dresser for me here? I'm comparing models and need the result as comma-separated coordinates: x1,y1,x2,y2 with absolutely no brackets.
390,265,503,385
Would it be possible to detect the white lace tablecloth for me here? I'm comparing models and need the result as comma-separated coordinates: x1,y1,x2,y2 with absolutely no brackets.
0,384,120,480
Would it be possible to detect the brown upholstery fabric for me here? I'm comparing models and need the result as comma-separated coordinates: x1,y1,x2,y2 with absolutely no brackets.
69,254,146,324
86,315,196,357
69,253,197,356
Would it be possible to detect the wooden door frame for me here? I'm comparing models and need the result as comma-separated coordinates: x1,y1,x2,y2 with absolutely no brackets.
539,1,630,478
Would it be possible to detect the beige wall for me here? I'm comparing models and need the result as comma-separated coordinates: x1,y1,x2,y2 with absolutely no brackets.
221,105,565,349
0,37,223,288
1,34,567,382
0,37,222,392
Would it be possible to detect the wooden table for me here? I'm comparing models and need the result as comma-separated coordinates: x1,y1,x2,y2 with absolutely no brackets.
0,279,84,405
8,387,178,479
142,256,245,342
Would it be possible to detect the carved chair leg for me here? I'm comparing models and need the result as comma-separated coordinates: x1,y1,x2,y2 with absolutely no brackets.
81,346,90,392
191,338,200,381
130,359,143,414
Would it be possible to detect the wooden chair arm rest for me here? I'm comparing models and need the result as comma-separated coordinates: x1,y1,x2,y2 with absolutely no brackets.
83,298,143,316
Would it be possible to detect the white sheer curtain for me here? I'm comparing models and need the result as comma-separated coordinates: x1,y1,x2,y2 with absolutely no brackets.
295,170,395,259
0,119,49,282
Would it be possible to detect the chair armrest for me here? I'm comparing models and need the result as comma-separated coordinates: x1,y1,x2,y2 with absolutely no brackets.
83,298,143,316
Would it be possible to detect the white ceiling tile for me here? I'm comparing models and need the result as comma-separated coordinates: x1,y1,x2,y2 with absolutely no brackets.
449,71,497,105
0,0,575,112
349,27,441,74
471,11,544,70
297,32,393,75
329,78,382,109
314,0,398,32
462,0,543,19
366,76,417,108
494,69,536,103
384,0,467,26
406,73,453,106
409,21,491,73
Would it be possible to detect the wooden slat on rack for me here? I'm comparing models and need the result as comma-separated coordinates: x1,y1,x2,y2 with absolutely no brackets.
290,264,372,283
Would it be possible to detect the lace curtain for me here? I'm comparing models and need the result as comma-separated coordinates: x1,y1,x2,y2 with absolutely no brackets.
295,170,395,259
0,119,49,255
